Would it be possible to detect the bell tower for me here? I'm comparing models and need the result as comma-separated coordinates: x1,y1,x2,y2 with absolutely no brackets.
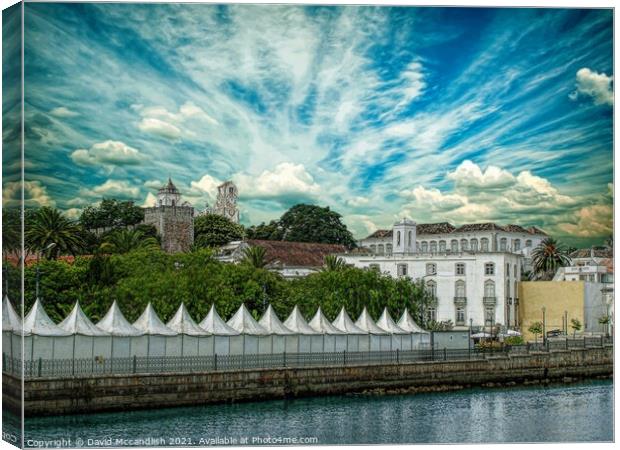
392,218,416,254
214,181,240,223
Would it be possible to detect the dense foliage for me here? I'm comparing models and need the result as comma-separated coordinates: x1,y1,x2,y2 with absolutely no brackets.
79,199,144,230
3,248,435,328
194,214,245,248
246,204,357,248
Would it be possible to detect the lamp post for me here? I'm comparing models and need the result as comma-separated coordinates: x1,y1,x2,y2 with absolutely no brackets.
542,306,547,345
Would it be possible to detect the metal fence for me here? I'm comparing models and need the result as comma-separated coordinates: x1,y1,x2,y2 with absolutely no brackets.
3,336,612,379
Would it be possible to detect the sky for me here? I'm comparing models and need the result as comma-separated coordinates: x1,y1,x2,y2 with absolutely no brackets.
2,4,614,246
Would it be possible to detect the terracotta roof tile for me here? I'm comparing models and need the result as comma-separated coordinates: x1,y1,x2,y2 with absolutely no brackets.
503,224,529,233
416,222,456,234
569,248,613,259
247,240,347,268
453,223,505,233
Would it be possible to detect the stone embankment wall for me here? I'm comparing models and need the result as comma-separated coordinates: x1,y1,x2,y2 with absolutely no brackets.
4,346,612,417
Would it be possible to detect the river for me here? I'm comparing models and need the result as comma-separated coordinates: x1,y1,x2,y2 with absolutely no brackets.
4,379,613,446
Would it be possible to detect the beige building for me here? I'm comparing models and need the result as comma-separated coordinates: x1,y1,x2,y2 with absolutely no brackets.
519,281,608,341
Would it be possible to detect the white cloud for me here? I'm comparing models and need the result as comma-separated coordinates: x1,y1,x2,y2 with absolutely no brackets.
144,179,164,190
569,68,613,106
67,197,91,207
49,106,79,118
80,179,140,199
64,208,83,219
447,160,515,190
189,174,222,197
346,196,370,207
557,204,612,237
3,180,55,208
234,162,320,202
71,140,145,166
137,118,182,140
142,192,157,207
400,186,467,211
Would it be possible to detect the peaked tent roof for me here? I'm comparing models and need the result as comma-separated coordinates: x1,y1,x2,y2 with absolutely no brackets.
166,303,210,335
227,304,270,335
376,308,408,334
397,308,428,334
259,305,295,335
59,302,109,336
133,303,177,336
23,298,71,336
355,307,388,335
2,296,23,333
96,301,144,336
283,305,318,335
199,305,240,335
308,307,343,334
332,307,367,334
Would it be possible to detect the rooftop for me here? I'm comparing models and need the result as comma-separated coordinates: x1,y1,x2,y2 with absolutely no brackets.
363,222,547,240
247,240,348,268
569,248,613,259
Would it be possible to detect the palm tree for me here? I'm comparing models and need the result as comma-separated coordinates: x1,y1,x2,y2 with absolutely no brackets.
241,246,268,268
25,207,84,259
530,237,571,280
101,229,160,254
322,255,346,272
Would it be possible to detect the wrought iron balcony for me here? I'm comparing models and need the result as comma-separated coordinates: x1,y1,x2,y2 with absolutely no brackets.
483,296,497,306
453,296,467,305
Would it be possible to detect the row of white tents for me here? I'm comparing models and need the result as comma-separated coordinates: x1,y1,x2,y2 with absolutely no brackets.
2,297,430,361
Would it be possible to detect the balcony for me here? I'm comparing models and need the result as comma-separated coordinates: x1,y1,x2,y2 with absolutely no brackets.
453,296,467,306
483,296,496,306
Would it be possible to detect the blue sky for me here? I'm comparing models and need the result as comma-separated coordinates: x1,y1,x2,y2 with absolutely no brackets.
3,4,613,246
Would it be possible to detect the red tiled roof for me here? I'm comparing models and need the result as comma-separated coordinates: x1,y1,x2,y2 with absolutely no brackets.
366,229,393,239
453,223,506,233
247,240,347,268
569,248,613,259
4,254,83,267
526,226,548,236
363,222,548,239
417,222,456,234
503,224,529,233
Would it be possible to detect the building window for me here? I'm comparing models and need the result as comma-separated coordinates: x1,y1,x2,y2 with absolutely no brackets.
485,307,495,325
397,231,401,246
386,244,393,255
421,242,428,252
408,231,413,247
514,239,521,251
506,263,510,276
397,264,408,277
426,263,437,275
439,240,446,252
426,280,437,298
514,265,517,278
378,244,385,255
430,241,437,253
369,264,380,272
451,240,458,252
525,240,532,247
460,239,468,251
456,306,466,325
506,279,510,298
485,263,495,276
500,238,507,251
481,238,489,252
455,263,465,275
470,239,478,251
426,307,437,323
455,280,466,298
370,244,376,254
484,280,495,297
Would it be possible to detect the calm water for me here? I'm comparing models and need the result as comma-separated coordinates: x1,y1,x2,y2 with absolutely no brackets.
4,380,613,446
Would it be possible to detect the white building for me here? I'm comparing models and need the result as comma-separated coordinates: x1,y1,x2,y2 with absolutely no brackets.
341,219,525,330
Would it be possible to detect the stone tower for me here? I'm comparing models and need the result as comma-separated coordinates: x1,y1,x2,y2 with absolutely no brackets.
213,181,240,223
143,178,194,253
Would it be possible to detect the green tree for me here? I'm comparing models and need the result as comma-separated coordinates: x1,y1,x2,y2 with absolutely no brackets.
101,229,160,254
194,214,245,248
2,208,21,258
322,255,346,272
528,321,543,343
245,220,282,240
241,246,268,269
79,199,144,230
570,318,582,338
277,204,357,248
25,207,84,259
530,237,572,280
598,315,610,336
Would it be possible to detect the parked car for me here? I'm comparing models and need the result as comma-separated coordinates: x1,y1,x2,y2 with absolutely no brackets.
546,329,562,338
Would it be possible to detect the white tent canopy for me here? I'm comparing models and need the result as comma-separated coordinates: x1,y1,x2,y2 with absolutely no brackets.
3,296,23,333
397,308,427,334
376,308,408,334
59,302,109,336
283,306,318,334
227,304,269,335
167,303,209,335
259,305,294,335
309,307,343,334
333,307,367,334
355,307,389,335
23,298,71,336
200,305,239,335
96,301,143,336
133,303,177,335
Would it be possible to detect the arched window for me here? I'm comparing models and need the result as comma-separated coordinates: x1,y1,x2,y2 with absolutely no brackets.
480,238,489,252
439,240,446,252
430,241,437,253
500,238,507,251
470,239,478,251
506,279,510,298
377,244,384,255
460,239,468,251
484,262,495,275
525,240,532,248
386,244,393,255
455,280,466,298
514,239,521,251
451,240,459,252
426,280,437,298
421,242,428,253
370,244,376,254
408,231,412,247
484,280,495,297
397,231,401,246
426,263,437,275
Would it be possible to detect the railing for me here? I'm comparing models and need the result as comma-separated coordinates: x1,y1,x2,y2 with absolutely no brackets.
2,336,612,379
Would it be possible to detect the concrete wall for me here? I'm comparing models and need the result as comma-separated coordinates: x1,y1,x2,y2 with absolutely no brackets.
5,346,612,417
519,281,584,341
584,282,608,334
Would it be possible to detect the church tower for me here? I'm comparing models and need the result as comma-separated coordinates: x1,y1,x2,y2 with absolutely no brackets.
392,219,417,255
213,181,240,223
